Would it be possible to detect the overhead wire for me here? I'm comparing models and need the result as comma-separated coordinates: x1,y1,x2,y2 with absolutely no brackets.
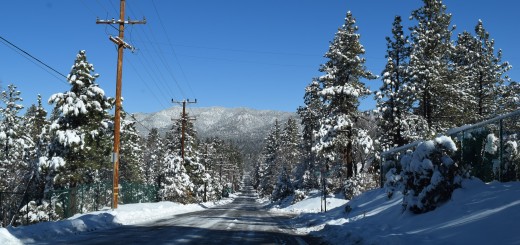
130,28,181,104
150,0,197,99
121,108,153,134
93,0,176,112
126,2,188,108
0,35,69,85
124,56,169,110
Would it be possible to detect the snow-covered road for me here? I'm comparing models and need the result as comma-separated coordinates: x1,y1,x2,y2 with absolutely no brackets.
21,185,321,245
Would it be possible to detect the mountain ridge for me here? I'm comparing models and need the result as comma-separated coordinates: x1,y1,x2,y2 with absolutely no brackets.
132,106,298,147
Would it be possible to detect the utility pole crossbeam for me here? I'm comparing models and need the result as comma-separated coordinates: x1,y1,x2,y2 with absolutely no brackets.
172,99,197,161
96,0,145,210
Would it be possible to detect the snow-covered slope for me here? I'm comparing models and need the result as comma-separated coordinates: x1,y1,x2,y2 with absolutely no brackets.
273,179,520,245
133,106,296,141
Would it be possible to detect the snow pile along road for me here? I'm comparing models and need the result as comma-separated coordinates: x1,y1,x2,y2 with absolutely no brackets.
273,179,520,244
2,196,235,244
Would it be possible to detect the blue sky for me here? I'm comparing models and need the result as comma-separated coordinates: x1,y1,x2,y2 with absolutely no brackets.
0,0,519,114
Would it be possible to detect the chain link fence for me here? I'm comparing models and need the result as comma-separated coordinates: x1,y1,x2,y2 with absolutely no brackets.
0,181,159,227
381,110,520,186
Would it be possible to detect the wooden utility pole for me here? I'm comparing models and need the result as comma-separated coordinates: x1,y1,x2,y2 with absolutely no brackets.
96,0,146,209
172,99,197,160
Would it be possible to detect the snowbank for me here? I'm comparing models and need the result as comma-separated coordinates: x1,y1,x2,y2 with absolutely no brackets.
282,179,520,244
3,197,234,244
269,190,349,214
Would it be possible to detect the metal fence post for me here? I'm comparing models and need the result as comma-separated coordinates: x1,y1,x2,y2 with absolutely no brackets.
0,192,3,227
499,119,504,182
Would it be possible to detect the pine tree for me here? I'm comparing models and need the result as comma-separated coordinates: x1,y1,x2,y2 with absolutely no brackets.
0,84,27,192
314,11,375,187
376,16,414,150
119,111,144,182
22,95,49,199
143,128,164,186
408,0,457,132
161,112,205,203
452,30,479,125
47,50,114,188
473,20,515,117
199,138,223,201
258,120,281,197
295,80,322,190
280,117,301,175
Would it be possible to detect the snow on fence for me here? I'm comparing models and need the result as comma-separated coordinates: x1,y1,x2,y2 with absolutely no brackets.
381,110,520,185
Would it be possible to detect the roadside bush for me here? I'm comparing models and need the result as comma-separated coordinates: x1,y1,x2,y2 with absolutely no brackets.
401,136,465,214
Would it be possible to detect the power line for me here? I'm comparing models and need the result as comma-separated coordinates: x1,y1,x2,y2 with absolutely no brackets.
125,56,170,110
151,0,197,99
170,43,323,57
0,35,68,84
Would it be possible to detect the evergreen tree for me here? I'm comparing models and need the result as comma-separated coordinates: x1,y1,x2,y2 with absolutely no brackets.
376,16,414,150
161,111,205,203
47,50,114,188
23,95,49,199
408,0,456,132
295,80,322,190
258,120,281,197
143,128,164,186
271,166,293,201
473,20,515,117
0,84,27,192
199,138,224,201
452,30,479,125
314,11,375,188
119,111,144,182
280,117,301,175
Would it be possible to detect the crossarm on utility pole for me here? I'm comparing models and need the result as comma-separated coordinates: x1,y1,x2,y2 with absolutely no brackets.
172,99,197,161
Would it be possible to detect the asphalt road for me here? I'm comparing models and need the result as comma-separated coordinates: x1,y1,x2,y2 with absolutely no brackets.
25,181,325,244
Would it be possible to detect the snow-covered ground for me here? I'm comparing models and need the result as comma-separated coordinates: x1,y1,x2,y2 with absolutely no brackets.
1,196,235,245
2,180,519,244
271,179,520,244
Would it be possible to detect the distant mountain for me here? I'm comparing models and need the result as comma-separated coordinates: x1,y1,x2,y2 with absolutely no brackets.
132,106,297,157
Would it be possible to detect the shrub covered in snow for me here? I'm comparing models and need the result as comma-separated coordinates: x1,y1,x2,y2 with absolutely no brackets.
401,136,466,213
271,167,294,201
343,170,380,200
16,201,61,226
502,137,520,182
292,189,307,204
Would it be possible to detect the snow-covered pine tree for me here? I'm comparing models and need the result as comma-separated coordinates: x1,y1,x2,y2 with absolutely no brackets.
0,85,31,194
198,138,224,201
313,11,375,191
0,84,28,194
473,20,515,117
47,50,114,188
119,111,144,182
161,117,193,203
408,0,457,133
295,80,322,190
257,120,281,197
280,117,301,176
161,111,205,203
376,15,414,151
271,166,294,202
452,30,480,125
271,118,301,201
22,95,49,200
143,128,164,187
